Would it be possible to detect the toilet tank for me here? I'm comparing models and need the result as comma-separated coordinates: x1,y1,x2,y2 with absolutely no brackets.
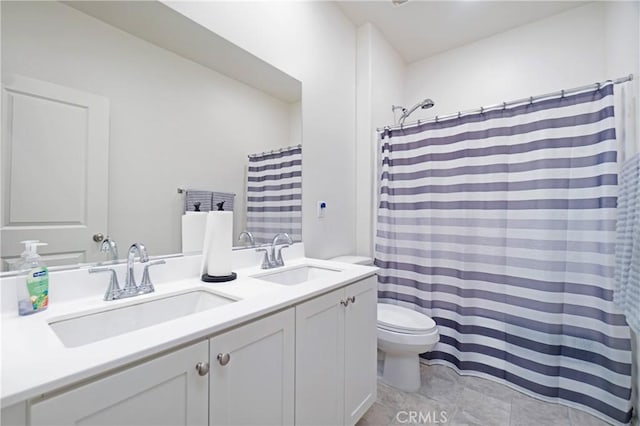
328,255,373,266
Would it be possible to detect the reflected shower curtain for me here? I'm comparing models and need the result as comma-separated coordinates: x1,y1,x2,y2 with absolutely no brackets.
375,83,633,424
246,145,302,244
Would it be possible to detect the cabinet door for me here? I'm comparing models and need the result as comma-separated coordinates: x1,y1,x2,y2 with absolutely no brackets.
295,288,345,426
209,308,294,426
344,277,378,425
30,341,209,426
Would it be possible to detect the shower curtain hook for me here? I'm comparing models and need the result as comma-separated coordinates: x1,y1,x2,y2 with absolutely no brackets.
435,116,439,123
503,102,507,110
457,111,461,119
596,82,601,91
529,96,534,105
561,89,565,99
480,106,484,114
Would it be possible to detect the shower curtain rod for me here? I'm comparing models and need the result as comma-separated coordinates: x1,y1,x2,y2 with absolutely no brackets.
376,74,634,133
247,144,302,159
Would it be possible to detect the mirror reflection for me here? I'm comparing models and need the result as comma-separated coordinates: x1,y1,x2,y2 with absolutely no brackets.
0,1,302,271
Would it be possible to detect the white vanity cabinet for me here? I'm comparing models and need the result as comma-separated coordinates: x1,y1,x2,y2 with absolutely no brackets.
26,309,296,426
30,340,209,426
14,271,377,426
209,308,295,425
295,276,377,425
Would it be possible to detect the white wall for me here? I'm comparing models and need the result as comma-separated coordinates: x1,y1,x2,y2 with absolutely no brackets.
164,1,358,259
1,1,296,258
356,23,405,258
404,2,638,121
289,101,302,149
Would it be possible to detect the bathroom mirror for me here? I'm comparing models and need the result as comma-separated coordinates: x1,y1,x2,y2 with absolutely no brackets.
0,0,302,271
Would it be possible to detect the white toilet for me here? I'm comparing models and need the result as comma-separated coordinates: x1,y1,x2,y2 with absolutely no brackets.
376,303,439,392
329,256,440,392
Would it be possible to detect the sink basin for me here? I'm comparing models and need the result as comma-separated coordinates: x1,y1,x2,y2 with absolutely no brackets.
252,265,342,286
49,289,236,348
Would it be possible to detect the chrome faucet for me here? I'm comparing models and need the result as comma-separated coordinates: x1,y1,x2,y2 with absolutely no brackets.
99,237,119,262
89,242,165,301
238,230,256,246
256,233,293,269
123,243,149,297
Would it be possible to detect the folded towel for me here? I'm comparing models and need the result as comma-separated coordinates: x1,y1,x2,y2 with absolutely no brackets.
614,153,640,333
184,190,212,213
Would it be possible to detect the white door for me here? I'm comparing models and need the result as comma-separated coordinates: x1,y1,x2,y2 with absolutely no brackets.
295,288,346,426
344,277,378,425
209,309,295,425
30,340,209,426
1,75,109,270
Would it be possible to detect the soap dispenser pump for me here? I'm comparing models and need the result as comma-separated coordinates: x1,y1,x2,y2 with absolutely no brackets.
16,240,49,315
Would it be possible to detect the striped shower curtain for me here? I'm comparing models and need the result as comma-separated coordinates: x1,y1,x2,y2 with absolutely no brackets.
246,145,302,244
375,83,633,424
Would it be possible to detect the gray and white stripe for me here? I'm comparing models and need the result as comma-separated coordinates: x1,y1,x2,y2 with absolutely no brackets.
184,190,235,212
212,192,235,212
375,83,632,424
614,153,640,334
246,146,302,243
184,190,212,213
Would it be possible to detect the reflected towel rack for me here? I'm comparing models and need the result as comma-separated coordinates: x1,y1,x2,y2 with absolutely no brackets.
177,188,236,196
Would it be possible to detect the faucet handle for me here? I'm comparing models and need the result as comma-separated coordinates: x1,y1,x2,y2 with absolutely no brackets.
138,260,166,295
89,266,121,301
274,244,290,267
256,247,273,269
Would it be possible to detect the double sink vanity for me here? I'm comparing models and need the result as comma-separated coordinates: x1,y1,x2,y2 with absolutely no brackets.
0,243,378,425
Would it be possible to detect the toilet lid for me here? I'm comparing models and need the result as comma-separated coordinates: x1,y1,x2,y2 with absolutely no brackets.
377,303,436,333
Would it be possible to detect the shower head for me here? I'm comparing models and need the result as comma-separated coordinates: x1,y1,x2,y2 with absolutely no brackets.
396,98,436,125
420,99,435,109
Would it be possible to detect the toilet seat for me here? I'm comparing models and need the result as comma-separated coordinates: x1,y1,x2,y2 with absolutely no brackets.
377,303,436,334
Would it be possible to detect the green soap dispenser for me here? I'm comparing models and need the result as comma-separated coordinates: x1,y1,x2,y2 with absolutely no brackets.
16,240,49,315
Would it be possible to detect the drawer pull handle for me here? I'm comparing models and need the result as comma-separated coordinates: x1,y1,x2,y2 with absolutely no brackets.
348,296,356,304
196,361,210,376
340,299,349,307
217,353,231,366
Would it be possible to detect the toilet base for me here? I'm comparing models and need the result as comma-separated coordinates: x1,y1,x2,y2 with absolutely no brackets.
381,352,421,392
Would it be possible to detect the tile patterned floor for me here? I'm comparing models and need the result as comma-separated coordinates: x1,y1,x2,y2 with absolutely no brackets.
358,362,612,426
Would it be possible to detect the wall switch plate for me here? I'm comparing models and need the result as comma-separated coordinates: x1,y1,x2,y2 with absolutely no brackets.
317,201,326,218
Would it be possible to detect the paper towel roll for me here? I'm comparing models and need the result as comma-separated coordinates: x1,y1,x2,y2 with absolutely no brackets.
181,212,208,253
201,211,233,277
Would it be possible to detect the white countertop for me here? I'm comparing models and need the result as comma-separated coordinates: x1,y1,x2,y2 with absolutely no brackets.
0,248,377,408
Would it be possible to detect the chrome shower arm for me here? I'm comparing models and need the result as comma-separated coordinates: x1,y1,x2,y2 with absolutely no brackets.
395,98,435,125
